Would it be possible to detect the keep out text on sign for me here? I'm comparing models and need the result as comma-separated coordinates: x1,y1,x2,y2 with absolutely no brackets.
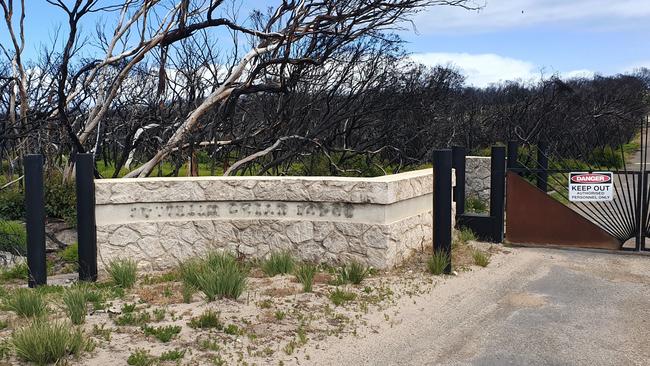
568,172,613,202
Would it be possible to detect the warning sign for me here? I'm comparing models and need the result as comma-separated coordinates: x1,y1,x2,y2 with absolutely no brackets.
568,172,613,202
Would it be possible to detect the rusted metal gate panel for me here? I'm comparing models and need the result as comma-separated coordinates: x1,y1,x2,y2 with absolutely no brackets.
506,172,620,250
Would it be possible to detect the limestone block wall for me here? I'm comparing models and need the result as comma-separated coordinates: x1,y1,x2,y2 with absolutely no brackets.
94,169,454,271
466,156,491,204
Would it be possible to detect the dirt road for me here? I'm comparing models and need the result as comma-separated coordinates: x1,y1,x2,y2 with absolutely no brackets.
299,247,650,365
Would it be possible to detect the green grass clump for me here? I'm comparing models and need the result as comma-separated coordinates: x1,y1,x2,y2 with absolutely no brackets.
159,349,186,361
329,288,356,306
473,250,491,267
12,320,88,365
261,251,295,277
107,258,138,289
180,252,246,301
465,196,488,214
0,262,28,280
62,287,87,325
141,324,181,343
427,251,450,276
127,348,155,366
0,220,26,254
294,263,317,292
188,309,223,329
458,227,477,243
58,243,79,264
4,288,46,318
339,261,370,285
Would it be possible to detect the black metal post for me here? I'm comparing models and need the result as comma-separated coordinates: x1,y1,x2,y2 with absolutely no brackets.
24,155,46,287
536,141,548,192
433,149,452,274
451,146,466,216
76,153,98,281
507,141,519,171
490,146,506,243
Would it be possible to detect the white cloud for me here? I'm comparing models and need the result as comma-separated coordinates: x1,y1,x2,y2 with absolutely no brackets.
622,61,650,73
410,52,596,87
413,0,650,33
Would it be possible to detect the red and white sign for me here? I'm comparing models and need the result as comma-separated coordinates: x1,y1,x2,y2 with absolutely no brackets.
569,172,613,202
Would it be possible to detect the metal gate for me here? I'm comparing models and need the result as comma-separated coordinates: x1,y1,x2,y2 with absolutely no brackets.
505,119,650,252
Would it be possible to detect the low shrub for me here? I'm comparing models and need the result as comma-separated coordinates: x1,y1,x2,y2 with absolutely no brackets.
329,288,356,306
473,250,490,267
427,251,450,276
465,196,488,214
62,287,87,325
127,348,155,366
59,242,79,264
159,349,185,362
294,263,317,292
261,251,295,277
0,189,25,220
339,261,369,285
188,309,222,329
4,288,47,318
458,227,477,244
0,220,26,254
141,324,181,343
107,258,138,289
180,252,246,301
12,320,88,365
0,262,28,280
44,180,77,226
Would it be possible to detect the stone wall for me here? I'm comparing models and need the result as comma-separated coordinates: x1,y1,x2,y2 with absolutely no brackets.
94,169,454,271
466,156,491,204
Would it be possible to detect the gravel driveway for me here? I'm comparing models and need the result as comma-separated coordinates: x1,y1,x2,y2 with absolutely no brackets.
302,247,650,365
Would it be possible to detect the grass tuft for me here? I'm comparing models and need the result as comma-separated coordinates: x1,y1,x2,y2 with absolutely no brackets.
458,227,477,243
261,251,295,277
12,320,88,365
107,258,138,289
339,261,370,284
188,309,223,329
294,263,317,292
4,288,46,318
127,348,155,366
329,288,356,306
472,250,491,267
427,251,450,275
0,262,28,281
62,287,87,325
141,324,181,343
180,252,246,301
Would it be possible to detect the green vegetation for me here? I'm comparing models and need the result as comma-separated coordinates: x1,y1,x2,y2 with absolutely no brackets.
12,320,89,365
159,349,185,362
464,196,488,214
329,288,356,306
62,287,87,325
0,262,28,280
261,251,295,277
427,251,450,276
294,263,317,292
472,250,491,267
4,289,47,318
0,220,26,254
58,242,79,264
458,227,477,243
339,261,370,285
127,348,155,366
44,180,77,226
188,309,223,329
141,324,182,343
179,252,246,301
0,189,25,220
107,258,138,289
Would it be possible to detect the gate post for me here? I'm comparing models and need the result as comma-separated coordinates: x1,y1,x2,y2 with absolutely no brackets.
490,146,506,243
536,141,548,192
24,155,47,287
507,141,519,172
433,149,452,274
75,153,97,282
452,146,466,216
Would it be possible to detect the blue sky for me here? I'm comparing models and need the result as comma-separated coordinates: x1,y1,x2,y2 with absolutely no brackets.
3,0,650,87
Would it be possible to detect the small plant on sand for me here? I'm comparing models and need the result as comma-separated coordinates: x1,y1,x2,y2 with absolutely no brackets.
274,310,286,320
107,258,137,289
12,320,89,365
159,349,185,362
181,283,195,303
4,288,46,318
427,251,450,275
127,348,155,366
62,287,87,325
180,252,246,301
472,250,490,267
188,309,223,329
141,324,181,343
458,227,477,243
0,262,28,280
261,251,295,277
339,261,370,285
294,263,317,292
329,288,356,306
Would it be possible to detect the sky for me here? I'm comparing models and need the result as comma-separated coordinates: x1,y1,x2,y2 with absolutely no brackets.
2,0,650,87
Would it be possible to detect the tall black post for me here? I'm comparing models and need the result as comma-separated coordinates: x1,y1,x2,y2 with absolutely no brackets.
24,155,46,287
75,153,97,281
507,141,519,171
433,149,452,274
490,146,506,243
451,146,466,216
536,141,548,192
